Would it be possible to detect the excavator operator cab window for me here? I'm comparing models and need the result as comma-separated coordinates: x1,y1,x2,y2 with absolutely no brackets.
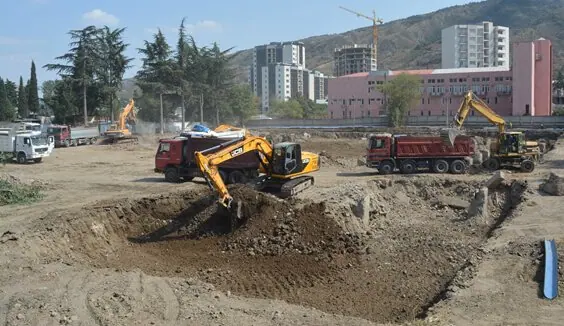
272,143,302,175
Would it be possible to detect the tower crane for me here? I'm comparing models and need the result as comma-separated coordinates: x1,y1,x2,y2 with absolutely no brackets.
338,6,384,68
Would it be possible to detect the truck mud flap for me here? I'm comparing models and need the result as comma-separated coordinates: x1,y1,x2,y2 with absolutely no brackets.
544,239,559,300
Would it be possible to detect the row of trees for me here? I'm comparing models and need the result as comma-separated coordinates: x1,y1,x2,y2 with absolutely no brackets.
269,96,328,119
133,18,257,125
0,62,40,121
44,26,133,125
43,19,258,126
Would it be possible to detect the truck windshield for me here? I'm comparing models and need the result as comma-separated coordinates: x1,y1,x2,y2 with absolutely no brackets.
370,138,385,149
31,136,48,146
47,127,62,133
26,125,41,131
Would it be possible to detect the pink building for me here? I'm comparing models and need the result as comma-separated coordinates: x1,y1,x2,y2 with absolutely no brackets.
327,38,553,118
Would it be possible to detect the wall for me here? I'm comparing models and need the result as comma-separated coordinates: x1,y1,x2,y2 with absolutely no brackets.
441,26,457,69
512,42,535,116
327,69,513,119
247,116,564,129
534,39,553,116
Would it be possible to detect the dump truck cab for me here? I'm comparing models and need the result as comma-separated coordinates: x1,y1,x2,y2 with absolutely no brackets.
366,133,394,167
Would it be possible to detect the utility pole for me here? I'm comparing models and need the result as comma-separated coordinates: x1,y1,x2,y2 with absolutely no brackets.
181,93,185,132
200,93,204,124
159,93,164,134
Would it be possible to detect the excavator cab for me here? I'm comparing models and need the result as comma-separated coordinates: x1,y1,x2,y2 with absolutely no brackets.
498,132,525,154
271,142,303,176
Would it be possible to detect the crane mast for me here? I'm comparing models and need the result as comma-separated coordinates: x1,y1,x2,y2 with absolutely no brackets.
338,6,384,69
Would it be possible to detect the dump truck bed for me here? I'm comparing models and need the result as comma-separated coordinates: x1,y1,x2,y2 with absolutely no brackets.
395,135,475,158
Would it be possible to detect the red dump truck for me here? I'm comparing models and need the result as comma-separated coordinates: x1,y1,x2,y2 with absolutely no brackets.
366,133,476,175
154,135,260,183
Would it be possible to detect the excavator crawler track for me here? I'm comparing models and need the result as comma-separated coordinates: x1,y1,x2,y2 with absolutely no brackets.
260,176,315,199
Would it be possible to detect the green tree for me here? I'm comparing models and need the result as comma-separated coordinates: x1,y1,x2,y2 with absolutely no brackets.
555,69,564,90
270,99,304,119
377,73,421,127
228,84,258,125
28,61,40,114
0,78,15,121
135,29,176,122
44,25,101,125
4,79,17,108
295,95,328,119
96,26,133,120
17,77,28,118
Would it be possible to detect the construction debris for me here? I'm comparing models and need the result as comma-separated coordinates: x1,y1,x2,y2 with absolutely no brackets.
540,172,564,196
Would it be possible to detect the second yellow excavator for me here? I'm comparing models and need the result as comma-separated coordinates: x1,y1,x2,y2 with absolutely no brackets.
194,135,320,225
104,99,138,143
440,90,540,172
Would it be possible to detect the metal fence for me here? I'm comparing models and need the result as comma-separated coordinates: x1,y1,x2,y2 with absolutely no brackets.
246,116,564,129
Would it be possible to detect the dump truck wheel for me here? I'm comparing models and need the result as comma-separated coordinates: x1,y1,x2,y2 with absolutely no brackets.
520,159,535,173
378,161,394,175
17,152,27,164
450,160,466,174
164,168,180,183
228,170,248,184
484,158,500,171
400,160,416,174
433,159,449,173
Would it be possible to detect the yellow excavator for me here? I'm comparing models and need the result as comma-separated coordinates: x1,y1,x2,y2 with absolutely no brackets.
440,90,540,172
104,99,138,143
194,135,320,226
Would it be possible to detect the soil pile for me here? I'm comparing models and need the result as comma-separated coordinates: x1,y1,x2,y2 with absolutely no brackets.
224,186,365,256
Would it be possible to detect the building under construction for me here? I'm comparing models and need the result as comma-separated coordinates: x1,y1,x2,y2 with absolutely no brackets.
333,44,377,77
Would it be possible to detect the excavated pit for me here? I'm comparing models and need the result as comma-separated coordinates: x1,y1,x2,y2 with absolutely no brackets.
30,178,527,323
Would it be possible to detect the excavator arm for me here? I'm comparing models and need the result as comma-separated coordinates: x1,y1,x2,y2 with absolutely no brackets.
442,90,506,146
194,135,273,208
119,99,135,129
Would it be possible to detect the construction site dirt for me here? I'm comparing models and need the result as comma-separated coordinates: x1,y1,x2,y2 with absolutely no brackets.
1,131,563,326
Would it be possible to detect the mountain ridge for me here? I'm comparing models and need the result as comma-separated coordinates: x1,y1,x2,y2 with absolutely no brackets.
228,0,564,79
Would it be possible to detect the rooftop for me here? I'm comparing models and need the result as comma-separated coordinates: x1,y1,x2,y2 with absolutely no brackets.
338,66,511,78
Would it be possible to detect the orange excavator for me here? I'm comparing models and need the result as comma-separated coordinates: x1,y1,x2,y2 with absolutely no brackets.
104,99,138,143
194,135,320,228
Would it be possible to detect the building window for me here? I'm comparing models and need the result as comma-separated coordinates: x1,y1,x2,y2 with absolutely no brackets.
449,98,452,104
525,104,530,115
427,98,430,104
421,98,424,104
495,97,498,104
428,110,431,116
421,111,424,116
367,110,370,117
330,111,333,118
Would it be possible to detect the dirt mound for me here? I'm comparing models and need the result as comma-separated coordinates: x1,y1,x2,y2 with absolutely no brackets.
540,172,564,195
224,187,364,256
22,176,528,324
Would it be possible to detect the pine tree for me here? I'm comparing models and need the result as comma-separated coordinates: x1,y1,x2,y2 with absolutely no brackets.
0,77,13,121
17,76,28,118
28,61,40,115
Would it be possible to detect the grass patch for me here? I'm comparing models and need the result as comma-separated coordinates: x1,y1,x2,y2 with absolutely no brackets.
0,179,44,206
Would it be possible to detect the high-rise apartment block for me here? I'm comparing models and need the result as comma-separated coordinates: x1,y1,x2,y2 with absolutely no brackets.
441,21,509,69
249,41,331,113
333,44,377,77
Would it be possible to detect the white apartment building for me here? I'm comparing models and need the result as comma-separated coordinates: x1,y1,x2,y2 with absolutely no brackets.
333,44,377,77
441,21,509,69
249,41,330,113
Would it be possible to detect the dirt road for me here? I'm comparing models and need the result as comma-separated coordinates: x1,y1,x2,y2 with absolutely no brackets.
0,133,562,326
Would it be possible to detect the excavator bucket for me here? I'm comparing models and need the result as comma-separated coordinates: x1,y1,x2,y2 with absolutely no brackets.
439,128,460,147
218,198,244,232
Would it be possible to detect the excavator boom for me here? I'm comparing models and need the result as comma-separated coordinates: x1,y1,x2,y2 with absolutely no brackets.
441,91,506,146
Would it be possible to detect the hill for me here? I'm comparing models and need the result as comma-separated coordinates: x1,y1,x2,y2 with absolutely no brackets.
228,0,564,79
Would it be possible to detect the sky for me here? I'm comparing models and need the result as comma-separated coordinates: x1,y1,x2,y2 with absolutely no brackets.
0,0,482,88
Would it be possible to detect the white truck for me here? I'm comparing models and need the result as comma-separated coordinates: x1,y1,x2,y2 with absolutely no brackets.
0,128,53,164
